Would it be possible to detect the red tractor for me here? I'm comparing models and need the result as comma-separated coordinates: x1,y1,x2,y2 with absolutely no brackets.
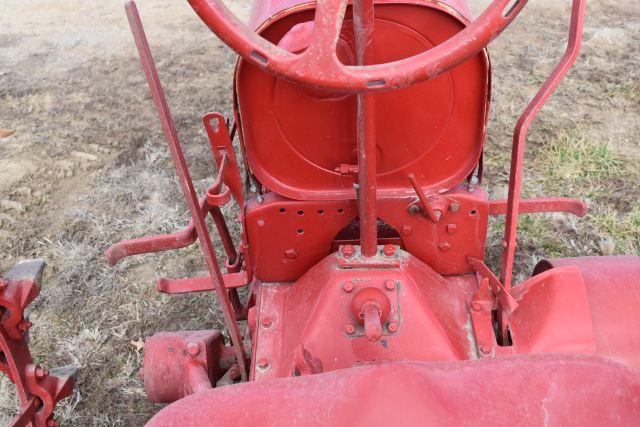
2,0,640,424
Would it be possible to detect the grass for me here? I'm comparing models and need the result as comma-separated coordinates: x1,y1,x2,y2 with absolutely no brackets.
591,202,640,255
535,128,625,199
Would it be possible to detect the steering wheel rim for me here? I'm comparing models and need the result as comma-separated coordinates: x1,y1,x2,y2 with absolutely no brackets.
188,0,527,92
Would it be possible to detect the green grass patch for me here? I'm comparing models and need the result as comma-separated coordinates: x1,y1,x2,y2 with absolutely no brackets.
606,81,639,104
591,202,640,255
535,129,625,199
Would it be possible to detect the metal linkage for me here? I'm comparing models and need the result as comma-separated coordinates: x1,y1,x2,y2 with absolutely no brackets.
0,260,77,427
123,0,248,379
498,0,587,340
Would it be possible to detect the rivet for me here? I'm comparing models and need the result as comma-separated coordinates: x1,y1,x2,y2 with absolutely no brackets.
186,342,201,357
345,323,356,335
388,322,398,333
284,249,298,259
471,302,482,312
408,204,420,215
438,241,451,252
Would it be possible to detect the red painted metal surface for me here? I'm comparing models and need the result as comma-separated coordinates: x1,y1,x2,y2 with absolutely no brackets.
235,3,490,201
0,260,77,427
148,355,640,426
93,0,640,423
187,0,525,92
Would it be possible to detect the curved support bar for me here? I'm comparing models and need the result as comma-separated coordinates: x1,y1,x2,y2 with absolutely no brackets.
105,223,198,266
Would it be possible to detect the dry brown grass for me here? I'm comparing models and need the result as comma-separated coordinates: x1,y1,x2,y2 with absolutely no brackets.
1,0,638,425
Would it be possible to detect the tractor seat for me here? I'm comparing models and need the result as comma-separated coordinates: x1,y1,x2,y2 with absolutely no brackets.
234,1,489,200
147,355,640,426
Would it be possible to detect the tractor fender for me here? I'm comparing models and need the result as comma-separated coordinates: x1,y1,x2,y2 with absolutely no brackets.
533,256,640,369
146,355,640,426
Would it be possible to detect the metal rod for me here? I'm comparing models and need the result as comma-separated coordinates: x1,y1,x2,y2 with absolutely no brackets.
353,0,377,257
124,0,248,379
498,0,586,341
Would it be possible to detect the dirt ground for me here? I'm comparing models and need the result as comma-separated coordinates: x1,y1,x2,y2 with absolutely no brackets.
0,0,638,425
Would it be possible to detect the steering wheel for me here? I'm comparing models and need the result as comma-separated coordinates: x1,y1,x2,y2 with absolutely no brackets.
187,0,527,92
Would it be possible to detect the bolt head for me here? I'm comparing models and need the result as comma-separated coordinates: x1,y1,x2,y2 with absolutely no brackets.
471,302,482,312
284,249,298,259
382,244,396,257
341,244,355,258
257,358,270,370
449,202,460,213
345,323,356,335
384,280,396,291
186,342,201,357
342,281,354,293
388,322,398,333
35,366,49,379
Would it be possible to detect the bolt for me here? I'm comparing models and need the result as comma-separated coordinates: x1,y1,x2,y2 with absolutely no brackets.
35,366,49,379
388,322,398,333
261,317,273,328
479,345,492,357
342,281,354,293
438,241,451,252
341,244,355,258
345,323,356,335
186,342,201,357
471,302,482,312
449,201,460,213
384,280,396,291
383,244,396,257
257,358,270,370
284,249,298,259
408,204,420,215
256,195,264,203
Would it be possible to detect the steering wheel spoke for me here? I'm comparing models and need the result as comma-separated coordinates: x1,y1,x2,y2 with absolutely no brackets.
306,0,349,60
186,0,530,91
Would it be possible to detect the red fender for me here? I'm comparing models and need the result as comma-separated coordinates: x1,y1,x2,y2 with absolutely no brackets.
147,355,640,426
534,256,640,369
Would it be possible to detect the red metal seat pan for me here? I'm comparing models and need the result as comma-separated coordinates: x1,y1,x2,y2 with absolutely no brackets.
147,354,640,426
